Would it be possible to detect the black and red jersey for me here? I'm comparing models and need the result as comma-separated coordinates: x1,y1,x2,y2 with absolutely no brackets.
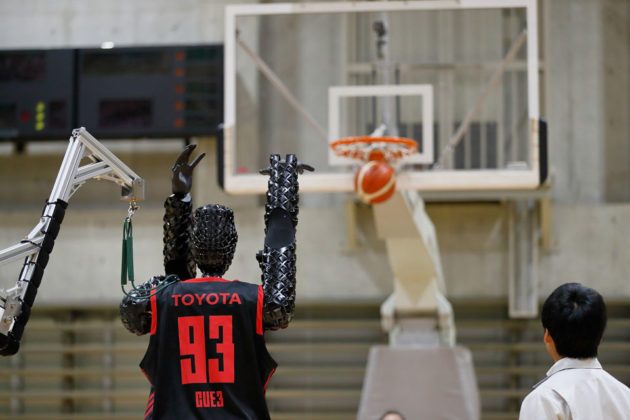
140,277,277,419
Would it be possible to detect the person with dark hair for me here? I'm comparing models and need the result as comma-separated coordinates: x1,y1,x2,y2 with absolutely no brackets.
519,283,630,419
379,410,405,420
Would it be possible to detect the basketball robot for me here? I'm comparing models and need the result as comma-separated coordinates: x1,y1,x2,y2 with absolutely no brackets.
120,145,313,419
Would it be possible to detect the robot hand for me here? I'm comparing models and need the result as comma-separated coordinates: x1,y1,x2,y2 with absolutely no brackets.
171,144,205,196
164,145,204,279
259,154,314,230
259,155,315,175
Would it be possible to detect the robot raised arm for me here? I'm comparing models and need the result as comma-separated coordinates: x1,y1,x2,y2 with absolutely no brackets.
258,154,313,330
163,144,203,280
120,145,203,336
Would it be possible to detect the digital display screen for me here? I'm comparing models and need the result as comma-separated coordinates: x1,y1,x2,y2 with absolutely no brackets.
78,45,223,137
1,45,223,140
82,50,171,76
0,52,46,82
0,104,16,129
48,101,68,130
0,49,74,139
185,64,221,80
186,46,221,62
99,99,152,128
186,81,220,94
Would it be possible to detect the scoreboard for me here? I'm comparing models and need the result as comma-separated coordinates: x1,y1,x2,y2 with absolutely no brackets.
0,49,75,139
76,45,223,138
0,45,223,140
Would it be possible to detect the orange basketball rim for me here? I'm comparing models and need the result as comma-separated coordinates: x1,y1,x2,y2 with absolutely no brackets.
330,136,418,204
330,136,417,163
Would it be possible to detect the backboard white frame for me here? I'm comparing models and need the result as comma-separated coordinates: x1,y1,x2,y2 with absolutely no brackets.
329,84,434,166
224,0,540,195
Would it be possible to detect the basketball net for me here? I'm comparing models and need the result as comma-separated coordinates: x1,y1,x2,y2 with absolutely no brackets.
330,136,417,204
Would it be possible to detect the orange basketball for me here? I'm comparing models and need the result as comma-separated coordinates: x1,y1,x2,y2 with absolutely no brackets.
355,161,396,204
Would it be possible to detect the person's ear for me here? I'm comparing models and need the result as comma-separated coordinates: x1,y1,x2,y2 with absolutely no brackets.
544,329,562,361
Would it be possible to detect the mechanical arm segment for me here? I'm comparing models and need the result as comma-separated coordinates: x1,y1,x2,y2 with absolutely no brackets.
258,154,313,330
0,127,144,356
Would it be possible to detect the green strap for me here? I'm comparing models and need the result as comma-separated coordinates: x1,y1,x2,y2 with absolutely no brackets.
121,218,134,285
120,212,180,300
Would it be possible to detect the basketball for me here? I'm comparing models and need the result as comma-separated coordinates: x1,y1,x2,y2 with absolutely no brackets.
355,160,396,204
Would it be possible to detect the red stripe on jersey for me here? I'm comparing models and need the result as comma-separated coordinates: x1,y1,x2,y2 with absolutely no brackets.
256,285,263,335
145,391,155,418
145,404,153,419
150,294,157,335
183,277,231,283
263,367,276,392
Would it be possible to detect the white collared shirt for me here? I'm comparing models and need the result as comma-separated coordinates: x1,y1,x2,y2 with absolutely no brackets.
519,357,630,420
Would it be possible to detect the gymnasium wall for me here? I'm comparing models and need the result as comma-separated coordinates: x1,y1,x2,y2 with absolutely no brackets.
0,0,629,307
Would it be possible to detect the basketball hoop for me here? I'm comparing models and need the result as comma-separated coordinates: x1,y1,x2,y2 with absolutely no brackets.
330,136,417,163
330,136,418,204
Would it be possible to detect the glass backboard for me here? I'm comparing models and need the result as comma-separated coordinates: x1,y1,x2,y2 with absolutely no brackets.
221,0,544,197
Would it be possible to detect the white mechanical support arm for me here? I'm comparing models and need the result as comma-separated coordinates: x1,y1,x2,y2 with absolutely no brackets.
0,127,144,356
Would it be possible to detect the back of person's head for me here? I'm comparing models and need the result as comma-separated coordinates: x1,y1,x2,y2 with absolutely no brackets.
380,411,405,420
541,282,607,358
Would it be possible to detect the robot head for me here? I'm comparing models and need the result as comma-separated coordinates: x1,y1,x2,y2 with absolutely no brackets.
191,204,238,277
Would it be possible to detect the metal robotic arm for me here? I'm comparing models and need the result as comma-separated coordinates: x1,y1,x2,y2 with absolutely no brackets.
0,127,144,355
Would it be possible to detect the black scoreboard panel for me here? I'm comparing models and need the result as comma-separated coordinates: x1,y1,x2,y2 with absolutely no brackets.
0,45,223,140
0,49,75,139
77,45,223,138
